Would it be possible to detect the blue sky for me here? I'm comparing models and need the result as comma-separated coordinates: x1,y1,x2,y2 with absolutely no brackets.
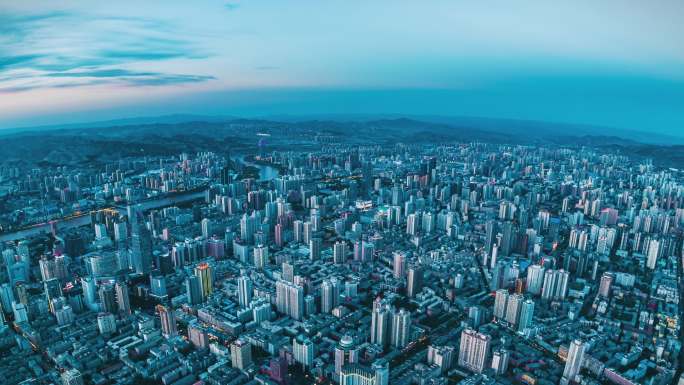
0,1,682,135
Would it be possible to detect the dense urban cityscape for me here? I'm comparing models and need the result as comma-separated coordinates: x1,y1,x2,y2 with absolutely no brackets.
1,132,683,385
1,2,683,384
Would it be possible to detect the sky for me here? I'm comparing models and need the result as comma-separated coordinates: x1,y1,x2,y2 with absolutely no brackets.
0,0,683,135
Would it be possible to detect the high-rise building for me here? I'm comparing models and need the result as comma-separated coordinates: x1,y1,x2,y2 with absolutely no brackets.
81,277,98,311
194,262,213,300
339,360,389,385
598,272,614,298
251,300,272,324
129,206,153,275
646,238,660,270
269,356,289,384
231,338,253,370
97,312,116,334
293,335,315,368
406,265,423,298
282,261,296,283
253,244,268,269
293,220,303,243
333,241,347,264
188,322,209,348
458,328,491,373
98,284,117,314
309,237,322,260
201,218,212,238
371,359,390,385
427,345,455,373
562,339,586,383
393,252,406,279
303,221,312,245
149,274,168,299
371,300,390,348
185,275,203,305
505,293,524,327
491,348,510,375
276,280,304,320
493,289,508,320
54,303,74,325
157,305,177,337
335,334,359,375
237,275,253,308
525,264,545,295
391,308,411,348
44,278,63,313
518,299,535,333
541,269,569,301
12,301,29,323
320,277,340,313
114,281,131,315
240,214,255,244
406,213,418,235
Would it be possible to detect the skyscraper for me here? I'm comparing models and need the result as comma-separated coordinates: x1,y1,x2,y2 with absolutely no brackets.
517,299,535,333
505,293,524,327
393,252,406,279
371,300,390,348
157,304,178,338
231,338,253,370
253,244,268,269
293,335,315,368
201,217,212,238
320,277,340,313
114,281,131,315
458,328,491,373
541,269,569,301
333,241,347,264
598,272,613,298
97,312,116,334
427,345,455,374
240,213,255,244
406,265,423,298
185,275,203,305
491,348,510,375
646,238,660,270
276,280,304,320
525,264,545,295
237,275,253,308
335,334,359,375
309,237,322,260
562,339,586,383
194,262,213,300
391,308,411,348
129,206,153,275
493,289,508,320
98,283,117,314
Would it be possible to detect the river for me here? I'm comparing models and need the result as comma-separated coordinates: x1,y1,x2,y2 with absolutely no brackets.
233,155,280,181
0,159,280,242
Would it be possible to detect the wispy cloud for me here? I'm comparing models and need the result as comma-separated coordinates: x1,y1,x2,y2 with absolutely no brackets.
0,9,215,93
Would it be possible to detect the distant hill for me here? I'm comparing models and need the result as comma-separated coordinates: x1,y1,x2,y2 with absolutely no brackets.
2,114,683,168
3,113,681,145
